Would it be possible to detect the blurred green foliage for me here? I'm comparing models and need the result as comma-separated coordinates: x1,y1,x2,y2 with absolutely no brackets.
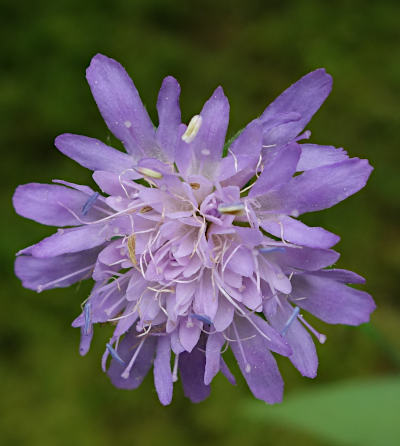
1,0,399,445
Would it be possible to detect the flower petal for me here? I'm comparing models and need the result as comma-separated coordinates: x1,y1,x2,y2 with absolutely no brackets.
178,86,229,179
179,337,210,403
108,332,157,390
55,134,134,173
290,272,376,325
179,319,202,353
260,69,332,144
29,225,109,257
297,144,349,171
86,54,157,160
156,76,182,161
218,120,263,184
259,158,373,215
260,215,340,249
265,298,317,378
250,143,301,196
230,318,284,404
204,332,225,385
265,246,340,272
13,183,106,226
15,247,101,292
154,336,173,405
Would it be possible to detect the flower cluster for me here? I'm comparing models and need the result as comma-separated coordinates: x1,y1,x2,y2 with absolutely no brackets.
14,54,375,404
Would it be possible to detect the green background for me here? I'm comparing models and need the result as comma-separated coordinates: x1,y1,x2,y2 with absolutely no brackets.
1,1,399,445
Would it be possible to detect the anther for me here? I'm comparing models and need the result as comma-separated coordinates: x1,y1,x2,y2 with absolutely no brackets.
81,192,99,216
134,166,163,179
190,313,212,325
83,301,92,335
127,234,137,266
182,115,202,143
106,343,126,365
217,202,245,215
281,306,300,336
258,247,286,254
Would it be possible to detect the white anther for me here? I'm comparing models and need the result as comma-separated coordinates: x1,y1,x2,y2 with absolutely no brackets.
135,166,163,179
182,115,202,143
218,202,245,215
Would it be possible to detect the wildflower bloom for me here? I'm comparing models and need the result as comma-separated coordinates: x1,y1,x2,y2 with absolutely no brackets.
13,54,375,404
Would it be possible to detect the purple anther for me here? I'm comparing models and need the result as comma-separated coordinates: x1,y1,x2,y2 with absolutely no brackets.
83,301,91,335
259,247,286,254
190,313,213,325
82,192,99,216
106,343,126,365
281,306,300,336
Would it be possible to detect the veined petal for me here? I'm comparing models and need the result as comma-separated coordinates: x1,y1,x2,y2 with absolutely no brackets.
86,54,157,160
290,272,376,325
260,69,332,144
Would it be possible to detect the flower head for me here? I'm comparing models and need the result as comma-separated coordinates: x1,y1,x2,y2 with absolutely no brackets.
13,54,375,404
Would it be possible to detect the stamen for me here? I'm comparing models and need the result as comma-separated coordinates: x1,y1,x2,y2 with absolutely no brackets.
172,353,180,382
182,115,202,143
232,322,251,373
218,202,245,215
83,301,92,335
37,264,94,292
81,192,100,216
297,314,327,344
281,306,300,336
121,338,146,379
134,167,163,179
190,313,212,325
216,279,271,342
228,148,238,172
259,247,286,254
106,342,126,365
127,234,137,266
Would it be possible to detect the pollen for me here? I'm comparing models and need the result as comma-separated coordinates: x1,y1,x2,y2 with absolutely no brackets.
127,234,137,266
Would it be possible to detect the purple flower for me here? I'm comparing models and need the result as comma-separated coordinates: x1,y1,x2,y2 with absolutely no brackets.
13,54,375,404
